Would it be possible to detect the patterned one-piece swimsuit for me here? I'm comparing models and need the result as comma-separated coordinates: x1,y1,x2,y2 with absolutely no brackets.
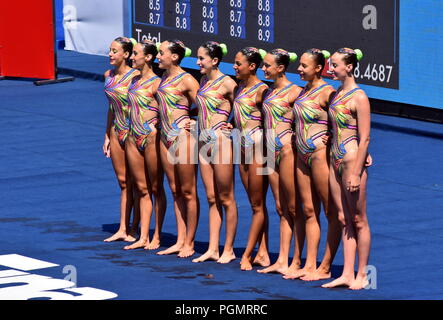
262,83,295,165
233,81,268,147
104,68,138,146
196,75,230,146
293,83,331,167
127,75,160,152
328,87,362,176
156,72,191,148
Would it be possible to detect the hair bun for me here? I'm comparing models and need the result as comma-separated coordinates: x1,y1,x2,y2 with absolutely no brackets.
220,43,228,57
258,49,267,59
321,50,331,59
184,47,192,57
288,52,298,62
129,38,137,46
354,49,363,61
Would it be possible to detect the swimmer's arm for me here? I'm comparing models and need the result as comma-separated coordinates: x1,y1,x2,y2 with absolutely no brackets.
151,77,161,96
288,85,303,105
103,108,113,158
182,74,200,105
255,84,269,108
323,89,337,143
320,86,335,109
183,74,200,118
224,76,238,104
349,92,371,191
103,69,113,136
318,87,335,145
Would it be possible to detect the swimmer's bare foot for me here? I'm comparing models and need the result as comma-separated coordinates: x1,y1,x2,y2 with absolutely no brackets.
257,261,288,274
104,231,128,242
282,264,301,279
123,238,148,250
178,245,195,258
282,267,314,280
322,275,354,288
192,250,219,263
252,253,270,267
349,275,369,290
156,242,183,255
124,233,138,242
217,250,236,264
240,256,253,271
300,267,332,281
144,237,160,250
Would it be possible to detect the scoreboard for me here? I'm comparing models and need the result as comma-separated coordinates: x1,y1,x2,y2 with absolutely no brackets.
132,0,399,89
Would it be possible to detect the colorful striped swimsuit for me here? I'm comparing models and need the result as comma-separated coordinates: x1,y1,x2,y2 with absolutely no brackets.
127,75,160,152
328,87,361,176
104,68,138,145
197,75,230,145
156,72,191,147
262,83,295,164
233,81,268,147
293,83,331,167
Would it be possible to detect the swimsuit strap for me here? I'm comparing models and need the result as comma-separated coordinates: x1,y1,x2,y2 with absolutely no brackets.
236,81,267,99
139,75,160,86
330,87,361,107
159,71,188,88
264,83,294,101
199,74,227,93
297,83,329,100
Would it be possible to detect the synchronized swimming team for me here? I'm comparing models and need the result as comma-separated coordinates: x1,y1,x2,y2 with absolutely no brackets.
103,37,372,290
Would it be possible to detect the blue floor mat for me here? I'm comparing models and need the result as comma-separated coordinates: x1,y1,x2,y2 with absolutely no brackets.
1,56,443,300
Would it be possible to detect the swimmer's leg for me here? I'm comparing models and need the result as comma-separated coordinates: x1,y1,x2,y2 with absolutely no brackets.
104,129,133,242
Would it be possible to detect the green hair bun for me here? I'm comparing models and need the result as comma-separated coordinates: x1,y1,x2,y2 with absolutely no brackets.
220,43,228,56
321,50,331,59
129,38,137,46
185,47,192,57
258,49,267,59
354,49,363,61
289,52,298,62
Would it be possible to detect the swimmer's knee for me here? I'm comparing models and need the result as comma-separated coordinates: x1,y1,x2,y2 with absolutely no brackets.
218,193,235,209
180,187,197,202
250,200,266,215
206,194,217,207
117,177,127,190
302,204,317,219
353,213,368,230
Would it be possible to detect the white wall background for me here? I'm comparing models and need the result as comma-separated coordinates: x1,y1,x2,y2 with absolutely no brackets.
63,0,125,56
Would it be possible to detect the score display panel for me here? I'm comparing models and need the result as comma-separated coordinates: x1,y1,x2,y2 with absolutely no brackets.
132,0,399,89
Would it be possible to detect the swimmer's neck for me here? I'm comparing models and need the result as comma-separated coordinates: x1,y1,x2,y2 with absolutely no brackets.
140,64,156,80
273,73,290,90
305,76,325,90
340,75,358,91
242,74,260,88
114,63,131,76
164,65,185,78
206,68,223,81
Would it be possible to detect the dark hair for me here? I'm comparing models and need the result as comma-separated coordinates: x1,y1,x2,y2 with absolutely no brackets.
336,48,361,71
305,48,328,72
200,41,224,66
239,47,263,72
140,39,158,65
114,37,134,65
166,39,187,64
269,48,291,71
